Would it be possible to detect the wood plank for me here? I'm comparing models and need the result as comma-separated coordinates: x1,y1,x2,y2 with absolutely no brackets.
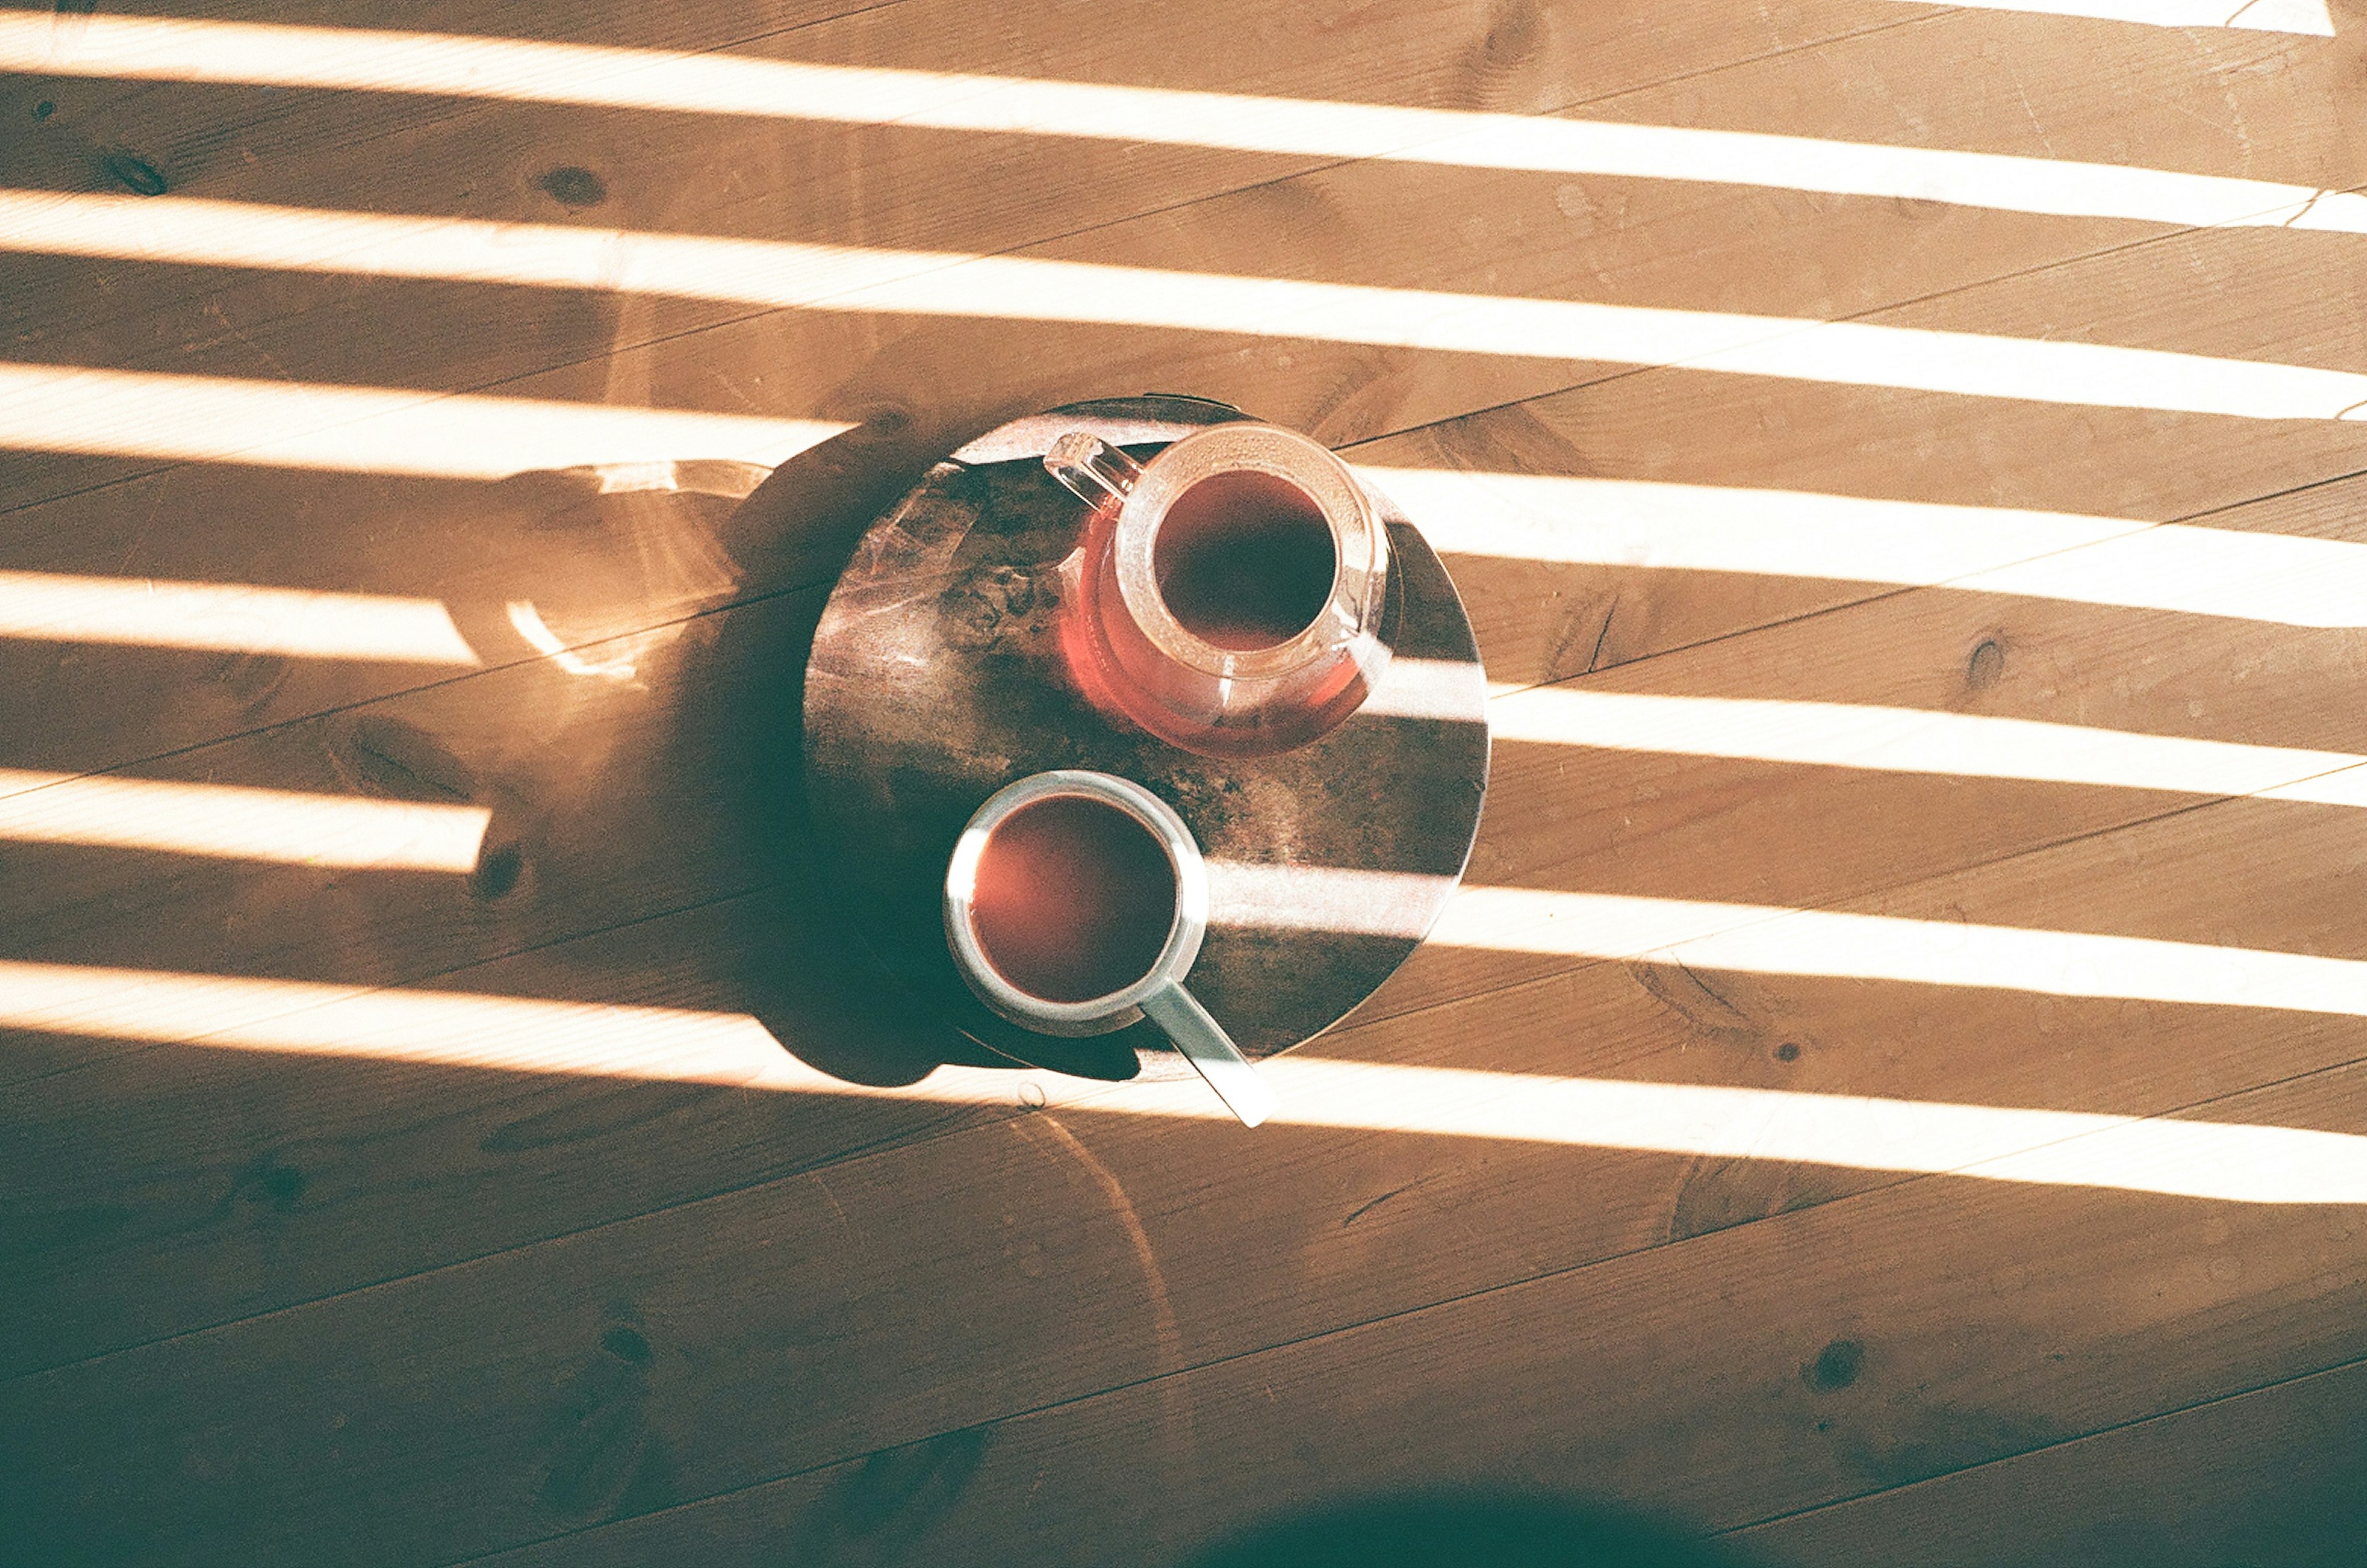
1735,1355,2367,1566
5,0,2357,520
1363,384,2367,695
1,0,1910,390
14,0,2351,312
1906,0,2340,37
0,888,1048,1373
14,766,2367,1556
10,184,2360,520
47,0,901,46
461,1061,2367,1567
19,749,2367,1371
14,997,2365,1564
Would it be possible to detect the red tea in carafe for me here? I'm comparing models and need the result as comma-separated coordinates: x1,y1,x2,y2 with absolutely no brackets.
1152,470,1338,651
1045,423,1391,759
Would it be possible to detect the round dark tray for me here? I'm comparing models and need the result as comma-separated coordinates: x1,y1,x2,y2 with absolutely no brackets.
801,395,1489,1082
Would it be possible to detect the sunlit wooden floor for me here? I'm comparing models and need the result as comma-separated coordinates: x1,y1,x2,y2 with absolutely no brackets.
5,0,2367,1562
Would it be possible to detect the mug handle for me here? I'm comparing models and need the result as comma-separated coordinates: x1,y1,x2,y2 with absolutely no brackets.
1140,981,1278,1129
1044,432,1147,512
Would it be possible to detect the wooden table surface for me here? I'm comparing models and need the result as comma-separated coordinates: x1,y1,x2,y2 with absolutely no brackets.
3,1,2366,1562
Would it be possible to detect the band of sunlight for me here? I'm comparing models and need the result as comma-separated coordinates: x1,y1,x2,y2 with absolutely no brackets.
7,197,2367,428
0,569,480,664
1352,656,1492,723
1201,867,2367,1020
0,769,490,870
3,15,2358,231
0,361,848,477
0,955,2357,1203
1365,467,2367,629
1484,688,2367,806
1908,0,2337,36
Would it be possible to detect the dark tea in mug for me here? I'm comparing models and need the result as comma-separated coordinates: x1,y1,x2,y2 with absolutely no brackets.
967,794,1179,1003
1152,470,1338,651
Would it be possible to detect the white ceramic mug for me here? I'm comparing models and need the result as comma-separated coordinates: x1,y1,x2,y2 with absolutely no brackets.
943,769,1277,1127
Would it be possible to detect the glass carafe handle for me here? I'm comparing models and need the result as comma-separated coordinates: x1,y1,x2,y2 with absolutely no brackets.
1044,432,1145,512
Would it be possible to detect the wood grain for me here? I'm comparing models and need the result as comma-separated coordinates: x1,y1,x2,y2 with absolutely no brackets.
18,1036,2361,1566
14,769,2367,1557
6,0,2358,521
1736,1354,2367,1566
456,1087,2367,1567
